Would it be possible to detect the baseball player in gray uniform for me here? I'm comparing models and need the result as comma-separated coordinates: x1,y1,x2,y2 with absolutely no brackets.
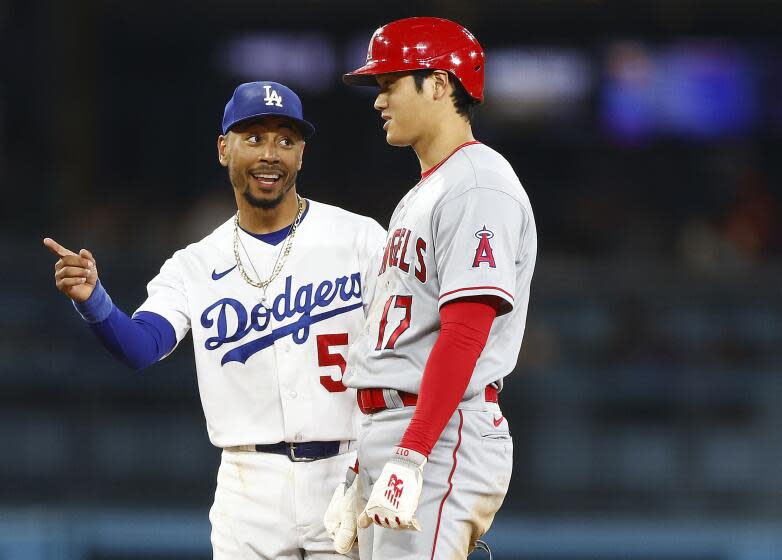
44,81,386,560
323,17,537,560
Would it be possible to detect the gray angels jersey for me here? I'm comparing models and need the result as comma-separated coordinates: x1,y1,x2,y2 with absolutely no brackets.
344,142,537,399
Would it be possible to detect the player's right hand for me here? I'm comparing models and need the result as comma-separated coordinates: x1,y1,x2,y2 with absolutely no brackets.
324,464,361,554
43,237,99,303
358,446,427,531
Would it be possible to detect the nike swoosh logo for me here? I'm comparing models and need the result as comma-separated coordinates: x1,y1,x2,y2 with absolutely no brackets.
211,265,237,281
493,416,505,428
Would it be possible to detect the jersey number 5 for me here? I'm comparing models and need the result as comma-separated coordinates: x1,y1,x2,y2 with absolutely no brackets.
317,333,348,393
375,295,412,350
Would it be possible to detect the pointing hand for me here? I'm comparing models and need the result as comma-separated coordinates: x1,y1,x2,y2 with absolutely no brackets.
43,237,99,303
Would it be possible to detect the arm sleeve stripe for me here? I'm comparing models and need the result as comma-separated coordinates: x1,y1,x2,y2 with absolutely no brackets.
438,285,514,301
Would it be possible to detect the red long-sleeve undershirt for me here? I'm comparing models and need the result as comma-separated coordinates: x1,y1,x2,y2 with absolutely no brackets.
398,297,501,456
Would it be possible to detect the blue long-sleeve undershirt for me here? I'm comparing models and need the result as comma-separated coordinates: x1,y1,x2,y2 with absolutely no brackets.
73,281,177,370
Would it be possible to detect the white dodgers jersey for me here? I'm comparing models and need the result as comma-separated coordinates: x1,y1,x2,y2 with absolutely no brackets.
344,142,537,399
135,200,386,447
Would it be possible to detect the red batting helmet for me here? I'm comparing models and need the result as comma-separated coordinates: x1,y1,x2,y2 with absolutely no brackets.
343,17,485,102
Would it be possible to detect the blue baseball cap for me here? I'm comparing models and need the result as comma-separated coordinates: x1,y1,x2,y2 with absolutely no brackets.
221,81,315,138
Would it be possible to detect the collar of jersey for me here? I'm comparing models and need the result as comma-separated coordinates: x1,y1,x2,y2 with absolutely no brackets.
238,198,311,246
420,141,481,181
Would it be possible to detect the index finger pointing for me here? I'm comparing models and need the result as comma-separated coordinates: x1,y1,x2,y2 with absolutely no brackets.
43,237,77,258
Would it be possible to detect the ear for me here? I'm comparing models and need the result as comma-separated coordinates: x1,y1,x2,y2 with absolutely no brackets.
431,70,450,101
217,134,229,167
297,141,305,171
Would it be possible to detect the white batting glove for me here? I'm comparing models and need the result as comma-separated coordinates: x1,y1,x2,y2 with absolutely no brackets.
358,446,427,531
324,466,361,554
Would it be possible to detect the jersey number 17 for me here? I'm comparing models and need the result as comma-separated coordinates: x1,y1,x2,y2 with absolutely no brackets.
375,295,412,351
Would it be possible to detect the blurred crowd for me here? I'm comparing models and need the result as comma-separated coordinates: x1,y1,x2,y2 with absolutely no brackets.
3,0,781,526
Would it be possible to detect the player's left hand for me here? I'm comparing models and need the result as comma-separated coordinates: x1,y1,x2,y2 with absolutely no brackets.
358,446,426,531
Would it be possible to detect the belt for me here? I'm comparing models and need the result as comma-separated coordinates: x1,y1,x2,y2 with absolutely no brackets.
357,386,498,415
225,441,344,462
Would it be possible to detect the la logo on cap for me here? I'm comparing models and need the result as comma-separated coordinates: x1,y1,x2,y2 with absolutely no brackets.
263,85,283,107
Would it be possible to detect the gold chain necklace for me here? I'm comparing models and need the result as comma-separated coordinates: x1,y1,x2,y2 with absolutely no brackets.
233,195,304,305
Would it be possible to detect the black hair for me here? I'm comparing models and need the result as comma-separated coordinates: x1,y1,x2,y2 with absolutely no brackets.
411,69,479,123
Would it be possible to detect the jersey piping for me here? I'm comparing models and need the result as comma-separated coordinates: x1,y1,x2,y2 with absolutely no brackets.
438,286,515,301
420,141,482,181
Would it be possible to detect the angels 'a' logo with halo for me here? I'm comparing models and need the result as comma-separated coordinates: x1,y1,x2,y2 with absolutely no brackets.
472,226,496,268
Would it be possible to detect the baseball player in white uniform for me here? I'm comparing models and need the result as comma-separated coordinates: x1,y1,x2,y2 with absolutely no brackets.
323,18,537,559
44,81,386,560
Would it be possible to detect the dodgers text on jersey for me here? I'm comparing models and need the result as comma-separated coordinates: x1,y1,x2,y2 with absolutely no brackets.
200,272,362,365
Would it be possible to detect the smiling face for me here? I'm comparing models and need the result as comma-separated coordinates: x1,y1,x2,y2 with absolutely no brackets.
373,73,432,147
218,117,305,210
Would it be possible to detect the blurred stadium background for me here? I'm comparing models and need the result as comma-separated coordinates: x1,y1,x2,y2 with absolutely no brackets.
4,0,782,558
